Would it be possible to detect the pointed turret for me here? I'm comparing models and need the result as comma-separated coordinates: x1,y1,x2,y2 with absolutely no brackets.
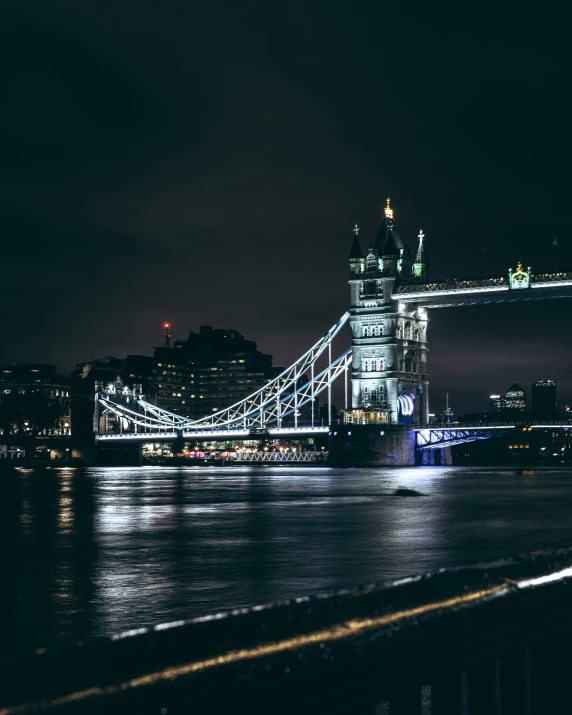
348,224,364,276
381,228,399,257
349,224,363,259
412,229,428,281
400,243,412,278
375,198,403,252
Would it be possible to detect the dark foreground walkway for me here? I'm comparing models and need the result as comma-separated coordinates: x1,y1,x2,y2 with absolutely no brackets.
2,548,572,714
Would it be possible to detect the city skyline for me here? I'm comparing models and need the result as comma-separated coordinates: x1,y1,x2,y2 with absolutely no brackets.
3,1,572,414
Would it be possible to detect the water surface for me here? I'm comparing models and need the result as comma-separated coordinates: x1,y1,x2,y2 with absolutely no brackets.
1,464,571,650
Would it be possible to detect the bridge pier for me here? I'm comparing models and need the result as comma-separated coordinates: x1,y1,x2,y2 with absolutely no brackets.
328,425,453,467
416,446,452,466
97,442,143,467
328,424,417,466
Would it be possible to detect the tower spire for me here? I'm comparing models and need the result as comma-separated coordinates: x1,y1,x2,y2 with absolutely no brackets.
384,197,394,220
348,223,363,260
415,230,425,263
412,229,428,281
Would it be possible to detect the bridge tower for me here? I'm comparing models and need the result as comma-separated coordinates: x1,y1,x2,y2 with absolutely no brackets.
347,200,429,426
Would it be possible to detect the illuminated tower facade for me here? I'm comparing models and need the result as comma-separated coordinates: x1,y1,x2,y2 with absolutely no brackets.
347,200,429,425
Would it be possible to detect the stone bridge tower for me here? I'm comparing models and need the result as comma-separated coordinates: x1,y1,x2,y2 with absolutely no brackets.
347,199,429,425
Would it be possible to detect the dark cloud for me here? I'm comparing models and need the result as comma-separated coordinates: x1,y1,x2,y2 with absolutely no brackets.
2,0,572,413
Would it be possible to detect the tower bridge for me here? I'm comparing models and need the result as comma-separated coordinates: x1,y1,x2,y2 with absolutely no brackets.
93,199,572,465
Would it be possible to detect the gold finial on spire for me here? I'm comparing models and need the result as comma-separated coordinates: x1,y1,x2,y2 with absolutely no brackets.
384,197,394,220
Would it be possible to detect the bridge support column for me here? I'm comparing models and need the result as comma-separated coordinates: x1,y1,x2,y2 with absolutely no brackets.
421,380,430,424
327,424,416,466
97,442,143,467
417,447,453,466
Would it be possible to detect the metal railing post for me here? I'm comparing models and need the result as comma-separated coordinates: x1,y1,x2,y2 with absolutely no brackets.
311,361,315,427
344,358,348,412
328,339,332,425
294,368,298,429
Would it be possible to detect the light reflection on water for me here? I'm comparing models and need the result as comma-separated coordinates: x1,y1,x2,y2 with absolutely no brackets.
2,464,572,650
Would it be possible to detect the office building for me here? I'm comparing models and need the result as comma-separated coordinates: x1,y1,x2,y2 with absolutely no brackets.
0,364,71,436
153,326,279,420
531,380,557,415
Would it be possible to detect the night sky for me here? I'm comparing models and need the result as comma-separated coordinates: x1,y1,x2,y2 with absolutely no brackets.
3,1,572,414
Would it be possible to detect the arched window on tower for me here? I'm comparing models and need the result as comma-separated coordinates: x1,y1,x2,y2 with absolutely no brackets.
366,254,377,271
404,321,412,340
414,328,420,341
396,322,403,339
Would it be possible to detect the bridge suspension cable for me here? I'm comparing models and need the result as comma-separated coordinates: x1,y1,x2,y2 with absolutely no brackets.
98,312,351,432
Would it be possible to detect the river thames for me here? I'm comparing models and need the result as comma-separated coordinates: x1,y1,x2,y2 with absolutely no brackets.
2,464,572,651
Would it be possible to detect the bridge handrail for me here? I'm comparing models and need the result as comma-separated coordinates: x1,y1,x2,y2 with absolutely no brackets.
417,420,572,429
395,272,572,297
4,547,572,713
395,276,508,295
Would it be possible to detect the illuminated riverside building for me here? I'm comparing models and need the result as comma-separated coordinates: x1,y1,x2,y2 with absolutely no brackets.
71,356,156,441
153,326,280,420
505,382,526,410
488,383,527,413
346,199,429,425
0,364,71,436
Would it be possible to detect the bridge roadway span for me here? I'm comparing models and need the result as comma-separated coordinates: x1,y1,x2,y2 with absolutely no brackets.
415,422,572,450
95,422,572,450
394,272,572,308
95,425,331,443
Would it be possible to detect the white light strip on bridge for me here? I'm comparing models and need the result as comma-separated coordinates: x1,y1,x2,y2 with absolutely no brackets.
394,285,510,300
97,433,178,440
414,425,515,432
268,427,329,434
397,281,572,302
182,430,250,438
95,426,330,441
533,281,572,289
96,430,250,440
415,425,570,432
530,424,572,429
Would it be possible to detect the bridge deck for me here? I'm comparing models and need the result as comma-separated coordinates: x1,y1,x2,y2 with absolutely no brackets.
415,422,572,449
394,274,572,308
96,426,331,442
